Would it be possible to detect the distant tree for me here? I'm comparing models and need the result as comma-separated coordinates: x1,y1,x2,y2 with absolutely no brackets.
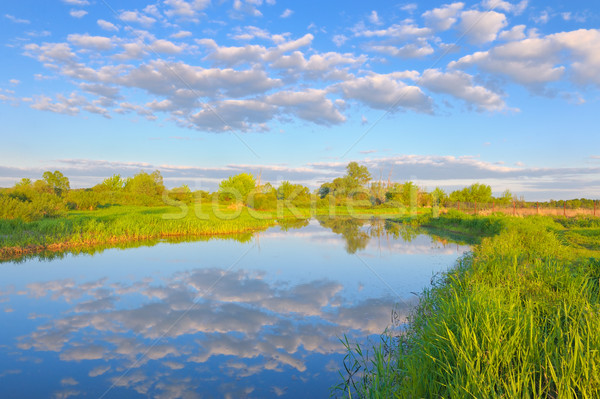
277,181,310,201
218,173,256,202
431,187,447,206
496,189,513,205
14,178,32,189
169,184,193,203
124,170,165,197
449,183,492,204
401,181,418,207
42,170,70,196
346,162,372,188
101,174,125,192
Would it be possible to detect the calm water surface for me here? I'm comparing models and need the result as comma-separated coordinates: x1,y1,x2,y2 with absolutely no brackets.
0,219,468,398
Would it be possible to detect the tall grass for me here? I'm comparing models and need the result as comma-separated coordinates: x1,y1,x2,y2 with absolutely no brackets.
0,204,277,259
336,215,600,398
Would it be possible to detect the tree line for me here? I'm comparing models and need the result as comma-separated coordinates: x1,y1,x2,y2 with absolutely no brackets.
0,163,596,222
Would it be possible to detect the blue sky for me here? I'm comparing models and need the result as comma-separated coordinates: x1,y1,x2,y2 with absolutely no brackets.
1,0,599,199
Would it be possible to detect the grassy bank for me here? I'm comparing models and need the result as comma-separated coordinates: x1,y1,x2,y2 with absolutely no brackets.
0,204,279,259
336,212,600,398
0,203,411,260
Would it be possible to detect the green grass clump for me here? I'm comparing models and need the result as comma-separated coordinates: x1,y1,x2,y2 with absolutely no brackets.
336,215,600,398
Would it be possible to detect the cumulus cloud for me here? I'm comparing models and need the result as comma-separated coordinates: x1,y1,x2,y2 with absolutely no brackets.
481,0,528,15
69,9,87,18
67,34,113,51
164,0,210,19
422,2,464,31
366,40,434,58
97,19,118,32
459,10,507,44
499,24,526,41
119,10,156,27
150,39,184,54
419,68,506,111
338,73,433,113
449,30,600,91
266,89,346,125
62,0,89,5
280,9,293,18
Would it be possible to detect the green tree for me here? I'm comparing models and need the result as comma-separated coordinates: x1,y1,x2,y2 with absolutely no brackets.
496,189,513,205
431,187,447,206
345,162,372,188
101,174,125,192
42,170,70,196
125,170,165,197
218,173,256,202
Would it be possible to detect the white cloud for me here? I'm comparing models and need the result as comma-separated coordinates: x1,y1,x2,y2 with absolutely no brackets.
5,14,30,24
150,39,184,54
337,73,433,113
114,42,146,60
170,30,192,39
368,11,382,25
552,29,600,87
499,24,526,41
459,10,507,44
355,22,432,39
119,10,156,27
97,19,118,31
62,0,89,5
367,40,434,58
9,79,20,85
422,2,464,31
164,0,210,19
69,9,87,18
533,10,549,24
266,89,346,125
332,34,347,47
449,33,576,90
280,9,293,18
230,26,290,44
419,68,506,111
67,34,113,51
481,0,528,15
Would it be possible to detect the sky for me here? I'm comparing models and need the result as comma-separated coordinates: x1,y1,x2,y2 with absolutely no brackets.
0,0,599,200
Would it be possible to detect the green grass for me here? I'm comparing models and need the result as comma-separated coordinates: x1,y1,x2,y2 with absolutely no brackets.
0,203,415,260
335,213,600,398
0,204,278,259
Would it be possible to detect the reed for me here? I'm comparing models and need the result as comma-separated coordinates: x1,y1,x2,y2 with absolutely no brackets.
335,214,600,398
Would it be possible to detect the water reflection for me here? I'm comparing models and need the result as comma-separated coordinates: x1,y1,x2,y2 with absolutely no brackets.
0,219,469,398
317,217,454,254
2,231,259,264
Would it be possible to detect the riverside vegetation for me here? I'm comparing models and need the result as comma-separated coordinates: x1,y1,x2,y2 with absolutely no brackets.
335,211,600,398
0,163,512,259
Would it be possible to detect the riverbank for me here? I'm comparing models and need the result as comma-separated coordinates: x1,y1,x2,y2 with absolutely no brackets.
0,203,410,260
336,212,600,397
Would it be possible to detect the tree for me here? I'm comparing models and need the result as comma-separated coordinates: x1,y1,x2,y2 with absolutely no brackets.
218,173,256,202
431,187,447,206
496,189,513,205
42,170,70,196
124,170,165,197
345,162,372,188
101,174,125,192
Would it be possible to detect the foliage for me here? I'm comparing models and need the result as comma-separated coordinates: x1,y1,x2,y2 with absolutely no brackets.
218,173,256,202
43,170,70,196
337,214,600,398
449,182,493,203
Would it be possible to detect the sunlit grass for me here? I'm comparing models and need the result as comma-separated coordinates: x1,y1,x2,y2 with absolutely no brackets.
335,213,600,398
